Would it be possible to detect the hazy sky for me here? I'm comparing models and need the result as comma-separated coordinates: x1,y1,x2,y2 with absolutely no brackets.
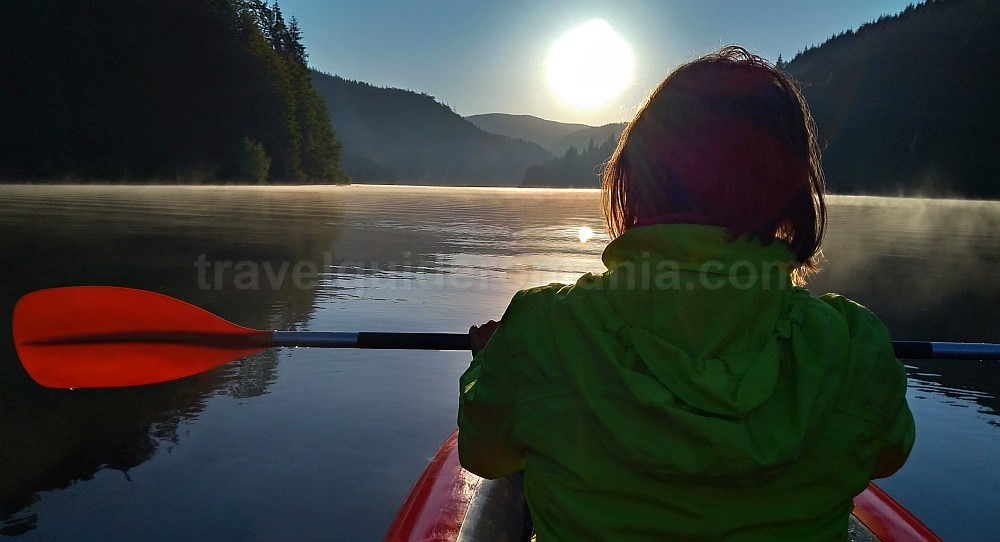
278,1,918,126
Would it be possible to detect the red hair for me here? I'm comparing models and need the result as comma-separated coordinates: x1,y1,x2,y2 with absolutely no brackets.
602,46,826,283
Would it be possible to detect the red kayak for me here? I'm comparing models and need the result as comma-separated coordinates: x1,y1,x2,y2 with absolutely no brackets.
385,431,941,542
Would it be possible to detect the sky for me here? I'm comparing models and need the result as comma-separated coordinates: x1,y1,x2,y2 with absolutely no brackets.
278,0,919,126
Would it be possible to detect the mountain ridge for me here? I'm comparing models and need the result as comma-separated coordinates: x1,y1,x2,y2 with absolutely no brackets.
466,113,625,157
311,73,553,185
464,113,590,153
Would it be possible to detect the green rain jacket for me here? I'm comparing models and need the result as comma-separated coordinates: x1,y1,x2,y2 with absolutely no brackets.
458,224,915,541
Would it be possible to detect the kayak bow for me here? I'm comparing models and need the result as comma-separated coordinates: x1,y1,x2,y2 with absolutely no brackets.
384,431,941,542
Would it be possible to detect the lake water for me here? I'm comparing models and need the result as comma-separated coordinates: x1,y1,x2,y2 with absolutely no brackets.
0,185,997,540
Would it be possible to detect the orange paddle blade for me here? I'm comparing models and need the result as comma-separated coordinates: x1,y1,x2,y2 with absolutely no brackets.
13,287,272,388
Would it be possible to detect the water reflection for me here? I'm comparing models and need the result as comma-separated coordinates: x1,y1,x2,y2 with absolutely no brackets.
0,186,342,533
812,196,1000,344
907,359,999,419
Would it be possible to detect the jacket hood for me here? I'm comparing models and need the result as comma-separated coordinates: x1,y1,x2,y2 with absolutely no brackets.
625,327,780,417
569,224,848,484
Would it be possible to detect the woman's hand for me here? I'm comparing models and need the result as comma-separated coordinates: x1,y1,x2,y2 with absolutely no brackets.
469,320,500,355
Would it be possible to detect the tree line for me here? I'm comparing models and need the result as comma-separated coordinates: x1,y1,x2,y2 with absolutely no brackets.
0,0,346,184
521,136,618,188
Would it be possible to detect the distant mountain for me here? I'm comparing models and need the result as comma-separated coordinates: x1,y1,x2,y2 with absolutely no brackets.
784,0,1000,198
466,113,625,157
466,113,625,187
311,73,553,185
465,114,589,154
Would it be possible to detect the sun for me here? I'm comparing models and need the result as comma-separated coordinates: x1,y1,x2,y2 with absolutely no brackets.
546,19,635,109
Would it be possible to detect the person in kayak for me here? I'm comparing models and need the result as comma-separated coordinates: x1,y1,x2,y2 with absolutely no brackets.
458,45,915,541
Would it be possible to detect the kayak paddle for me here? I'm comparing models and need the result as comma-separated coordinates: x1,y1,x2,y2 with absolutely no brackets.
13,287,470,389
12,286,1000,389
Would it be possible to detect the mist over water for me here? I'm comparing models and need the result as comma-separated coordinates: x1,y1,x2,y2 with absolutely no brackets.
816,195,1000,342
0,185,997,540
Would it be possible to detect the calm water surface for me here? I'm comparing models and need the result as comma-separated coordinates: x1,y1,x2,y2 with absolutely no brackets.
0,185,997,540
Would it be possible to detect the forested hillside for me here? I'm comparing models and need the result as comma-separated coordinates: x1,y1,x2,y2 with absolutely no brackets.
550,123,625,159
0,0,346,184
522,136,618,188
519,123,625,187
311,73,553,185
465,114,624,187
785,0,1000,197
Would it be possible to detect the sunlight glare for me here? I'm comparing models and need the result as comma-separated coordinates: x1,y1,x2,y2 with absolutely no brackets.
546,19,635,108
578,226,595,243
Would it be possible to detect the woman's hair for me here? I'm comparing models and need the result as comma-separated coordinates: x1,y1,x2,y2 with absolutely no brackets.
602,45,826,283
